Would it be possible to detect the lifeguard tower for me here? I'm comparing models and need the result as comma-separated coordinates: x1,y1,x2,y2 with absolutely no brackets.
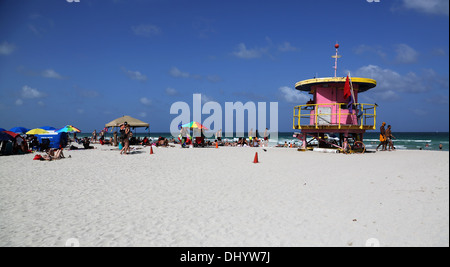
293,43,378,153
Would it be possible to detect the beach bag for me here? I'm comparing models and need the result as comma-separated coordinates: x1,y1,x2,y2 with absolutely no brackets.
379,134,386,142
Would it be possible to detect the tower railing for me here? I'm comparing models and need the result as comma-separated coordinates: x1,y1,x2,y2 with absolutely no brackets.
293,103,377,130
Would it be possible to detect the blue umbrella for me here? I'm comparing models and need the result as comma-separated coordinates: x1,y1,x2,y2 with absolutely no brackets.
39,126,56,131
0,128,6,132
9,127,29,134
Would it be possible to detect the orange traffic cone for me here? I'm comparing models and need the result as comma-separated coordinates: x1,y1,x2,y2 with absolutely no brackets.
253,152,259,163
150,146,154,155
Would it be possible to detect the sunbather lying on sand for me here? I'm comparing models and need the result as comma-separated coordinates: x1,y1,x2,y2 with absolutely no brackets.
36,148,65,161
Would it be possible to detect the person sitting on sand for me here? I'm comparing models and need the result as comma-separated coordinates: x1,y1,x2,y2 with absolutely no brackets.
82,137,95,149
142,136,150,146
29,135,40,151
156,136,169,147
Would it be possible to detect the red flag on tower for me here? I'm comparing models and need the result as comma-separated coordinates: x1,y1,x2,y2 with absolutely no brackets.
344,75,351,99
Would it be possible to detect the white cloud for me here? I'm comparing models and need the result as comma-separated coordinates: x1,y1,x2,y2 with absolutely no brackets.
131,24,161,37
232,39,297,59
169,67,190,78
425,94,449,105
206,74,221,83
278,42,298,52
28,13,54,36
0,41,16,55
401,0,449,16
42,69,64,79
232,43,265,59
122,68,147,81
28,24,45,36
279,86,310,103
395,44,419,64
165,87,178,96
354,44,387,59
196,93,214,104
411,108,429,116
140,97,152,106
79,89,99,98
139,112,147,118
432,48,447,56
15,99,23,106
21,85,44,99
354,65,436,94
169,67,221,83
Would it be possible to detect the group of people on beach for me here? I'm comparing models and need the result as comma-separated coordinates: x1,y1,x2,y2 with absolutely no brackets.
376,122,396,151
178,128,270,148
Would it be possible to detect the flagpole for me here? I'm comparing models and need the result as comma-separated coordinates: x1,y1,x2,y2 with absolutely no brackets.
348,72,356,105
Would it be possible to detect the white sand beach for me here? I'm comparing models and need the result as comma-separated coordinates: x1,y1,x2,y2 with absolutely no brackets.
0,145,448,247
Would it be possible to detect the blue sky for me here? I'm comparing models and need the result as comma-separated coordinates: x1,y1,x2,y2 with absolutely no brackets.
0,0,448,133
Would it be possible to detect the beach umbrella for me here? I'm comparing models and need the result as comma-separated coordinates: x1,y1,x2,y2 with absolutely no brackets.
0,128,6,132
56,125,81,133
181,121,208,130
2,131,19,138
105,115,149,128
0,131,14,141
26,128,49,135
181,122,208,146
9,127,29,134
39,126,56,131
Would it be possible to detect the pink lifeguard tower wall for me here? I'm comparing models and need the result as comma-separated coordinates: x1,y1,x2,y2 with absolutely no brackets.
309,83,359,125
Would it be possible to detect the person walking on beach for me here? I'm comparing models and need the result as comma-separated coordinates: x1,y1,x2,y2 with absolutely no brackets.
181,126,189,147
263,128,269,147
92,129,97,143
120,124,130,155
216,129,222,142
386,125,396,151
376,122,387,151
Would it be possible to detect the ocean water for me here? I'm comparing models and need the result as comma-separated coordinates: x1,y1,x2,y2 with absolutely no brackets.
76,131,449,151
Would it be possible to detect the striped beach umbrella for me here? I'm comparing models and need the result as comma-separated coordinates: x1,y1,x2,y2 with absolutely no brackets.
181,121,208,130
56,125,81,133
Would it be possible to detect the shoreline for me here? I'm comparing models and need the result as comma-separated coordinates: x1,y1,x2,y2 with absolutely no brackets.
0,145,448,247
